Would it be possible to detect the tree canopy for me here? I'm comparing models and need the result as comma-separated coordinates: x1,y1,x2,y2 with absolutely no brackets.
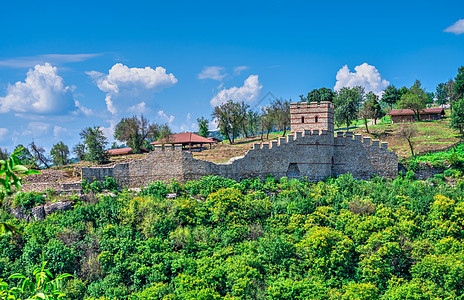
334,86,364,130
300,87,335,103
79,126,109,164
398,80,428,121
114,115,170,153
50,141,70,166
196,117,209,138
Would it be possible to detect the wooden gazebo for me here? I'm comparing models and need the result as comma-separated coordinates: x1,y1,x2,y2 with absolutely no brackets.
151,132,215,150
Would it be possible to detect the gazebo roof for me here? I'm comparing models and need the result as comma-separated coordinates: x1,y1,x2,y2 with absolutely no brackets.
151,132,214,145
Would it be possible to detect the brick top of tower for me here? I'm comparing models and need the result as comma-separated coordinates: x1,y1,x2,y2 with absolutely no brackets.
290,101,334,133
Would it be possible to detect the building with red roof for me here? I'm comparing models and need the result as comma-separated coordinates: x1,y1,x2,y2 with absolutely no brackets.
151,132,215,149
106,147,149,156
387,107,445,123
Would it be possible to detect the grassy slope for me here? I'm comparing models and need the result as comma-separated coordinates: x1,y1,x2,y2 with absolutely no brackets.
352,111,461,157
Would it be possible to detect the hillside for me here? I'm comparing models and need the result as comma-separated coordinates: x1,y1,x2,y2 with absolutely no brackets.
194,113,461,163
2,173,464,299
352,112,461,157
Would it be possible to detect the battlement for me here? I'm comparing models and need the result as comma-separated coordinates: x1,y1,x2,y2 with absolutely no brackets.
335,131,389,150
252,128,331,150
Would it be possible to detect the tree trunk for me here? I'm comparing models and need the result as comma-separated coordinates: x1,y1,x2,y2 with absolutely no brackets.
282,128,286,137
266,130,270,140
407,139,414,156
364,119,369,133
242,124,249,138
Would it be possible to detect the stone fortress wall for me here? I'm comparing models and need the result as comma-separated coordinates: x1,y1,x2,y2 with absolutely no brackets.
82,101,398,187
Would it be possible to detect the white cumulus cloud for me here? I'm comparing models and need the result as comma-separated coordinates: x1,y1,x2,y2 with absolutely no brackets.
22,122,51,137
88,63,178,115
198,66,227,81
0,63,75,114
0,128,8,141
158,110,175,125
128,102,152,114
210,75,263,107
444,19,464,35
334,63,390,96
233,66,249,76
53,126,69,138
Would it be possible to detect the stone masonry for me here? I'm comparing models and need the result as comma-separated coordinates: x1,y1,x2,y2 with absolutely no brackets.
82,101,398,187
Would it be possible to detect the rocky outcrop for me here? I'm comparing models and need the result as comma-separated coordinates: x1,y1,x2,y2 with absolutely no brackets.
44,201,73,215
11,200,74,222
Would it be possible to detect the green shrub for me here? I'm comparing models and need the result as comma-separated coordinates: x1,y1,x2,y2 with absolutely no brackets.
89,180,103,193
103,176,119,192
405,170,415,181
81,178,90,193
140,181,169,198
13,191,45,210
433,173,445,182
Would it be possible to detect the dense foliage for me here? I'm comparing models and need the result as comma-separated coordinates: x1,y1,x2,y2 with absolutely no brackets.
1,173,464,299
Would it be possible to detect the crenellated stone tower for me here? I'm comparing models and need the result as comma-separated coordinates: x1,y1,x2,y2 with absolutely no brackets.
290,101,334,134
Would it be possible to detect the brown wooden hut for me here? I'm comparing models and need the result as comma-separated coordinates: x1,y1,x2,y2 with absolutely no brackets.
387,107,445,123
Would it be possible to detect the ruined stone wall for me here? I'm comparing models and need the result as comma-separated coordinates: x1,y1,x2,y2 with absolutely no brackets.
333,131,398,180
82,129,337,186
183,129,335,182
81,101,398,186
290,101,334,134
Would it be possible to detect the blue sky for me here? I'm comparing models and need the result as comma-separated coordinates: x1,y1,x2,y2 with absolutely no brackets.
1,0,463,153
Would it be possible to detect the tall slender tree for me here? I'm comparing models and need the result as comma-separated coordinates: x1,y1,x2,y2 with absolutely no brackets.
270,98,290,136
454,66,464,100
80,126,108,164
197,117,209,138
334,86,364,130
50,141,70,166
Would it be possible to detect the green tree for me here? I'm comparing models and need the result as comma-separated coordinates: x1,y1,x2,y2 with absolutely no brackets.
72,143,86,161
334,86,364,130
259,106,274,140
300,87,335,103
237,101,250,138
50,142,70,166
270,98,291,136
359,95,376,133
246,110,260,137
197,117,209,138
0,148,9,161
80,126,109,164
398,80,428,121
114,115,168,153
454,66,464,100
436,82,449,107
212,100,247,144
450,98,464,135
382,85,401,110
